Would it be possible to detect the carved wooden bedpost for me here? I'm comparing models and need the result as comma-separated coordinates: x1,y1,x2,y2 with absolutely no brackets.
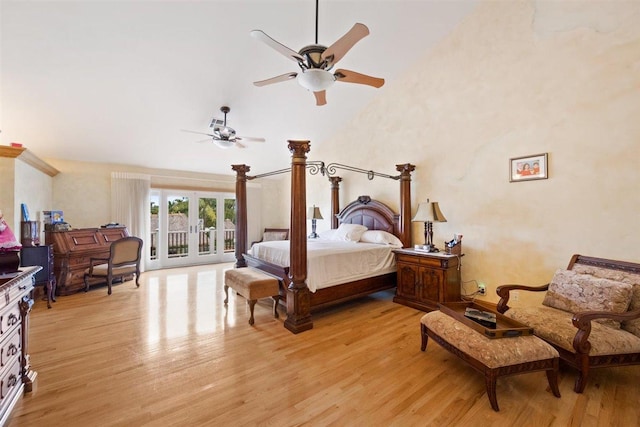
396,163,415,248
329,176,342,229
232,164,250,268
285,140,313,334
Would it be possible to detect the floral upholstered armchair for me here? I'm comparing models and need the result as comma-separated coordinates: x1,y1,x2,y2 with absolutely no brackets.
496,254,640,393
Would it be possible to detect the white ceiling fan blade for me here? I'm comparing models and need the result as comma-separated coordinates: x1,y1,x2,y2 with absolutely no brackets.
236,136,266,142
234,141,247,149
181,129,216,137
334,69,384,88
195,138,214,144
254,72,298,87
321,23,369,66
251,30,305,63
314,90,327,106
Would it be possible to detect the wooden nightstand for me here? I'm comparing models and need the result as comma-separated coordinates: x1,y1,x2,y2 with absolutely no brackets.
393,248,462,311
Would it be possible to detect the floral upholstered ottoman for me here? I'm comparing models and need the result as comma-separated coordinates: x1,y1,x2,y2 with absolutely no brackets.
420,310,561,411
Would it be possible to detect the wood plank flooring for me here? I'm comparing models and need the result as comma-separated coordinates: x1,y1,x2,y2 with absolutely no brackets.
6,263,640,426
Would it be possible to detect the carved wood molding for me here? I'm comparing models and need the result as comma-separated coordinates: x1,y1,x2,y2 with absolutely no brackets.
0,146,60,177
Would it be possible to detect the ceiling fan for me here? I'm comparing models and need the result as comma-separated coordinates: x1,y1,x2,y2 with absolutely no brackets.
181,106,265,149
250,0,384,106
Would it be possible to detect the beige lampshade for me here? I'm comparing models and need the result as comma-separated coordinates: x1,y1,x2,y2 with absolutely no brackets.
307,206,323,220
412,201,447,222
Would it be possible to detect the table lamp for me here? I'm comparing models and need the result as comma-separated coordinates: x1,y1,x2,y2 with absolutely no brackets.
412,200,447,251
307,205,323,239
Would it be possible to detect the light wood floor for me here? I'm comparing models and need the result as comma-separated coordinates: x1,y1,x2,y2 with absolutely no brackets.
7,263,640,426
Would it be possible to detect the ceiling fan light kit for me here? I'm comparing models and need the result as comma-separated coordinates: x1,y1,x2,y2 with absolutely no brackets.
297,69,335,92
214,139,234,149
251,0,384,105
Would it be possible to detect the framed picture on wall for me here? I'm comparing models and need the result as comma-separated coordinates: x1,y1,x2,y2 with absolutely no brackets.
509,153,548,182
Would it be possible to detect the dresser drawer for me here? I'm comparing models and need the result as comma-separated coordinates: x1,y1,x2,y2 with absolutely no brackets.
0,356,21,400
0,327,21,368
396,253,452,268
396,253,420,264
0,304,21,337
2,275,32,309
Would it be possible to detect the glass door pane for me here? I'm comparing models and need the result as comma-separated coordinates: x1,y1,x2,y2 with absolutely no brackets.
167,194,189,259
198,197,217,256
147,190,235,270
223,198,236,255
150,193,160,261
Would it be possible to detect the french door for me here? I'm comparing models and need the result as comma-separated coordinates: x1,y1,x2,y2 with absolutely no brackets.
148,190,236,269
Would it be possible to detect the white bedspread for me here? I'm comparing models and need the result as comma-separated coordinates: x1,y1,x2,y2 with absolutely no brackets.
247,240,396,292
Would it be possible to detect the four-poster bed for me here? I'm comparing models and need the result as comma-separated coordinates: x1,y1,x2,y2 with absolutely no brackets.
233,140,415,334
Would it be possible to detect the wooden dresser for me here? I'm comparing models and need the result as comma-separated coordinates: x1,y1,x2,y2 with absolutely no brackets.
393,249,462,311
0,266,38,426
46,227,129,295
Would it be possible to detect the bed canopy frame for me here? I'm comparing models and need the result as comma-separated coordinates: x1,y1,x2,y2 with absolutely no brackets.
233,140,415,334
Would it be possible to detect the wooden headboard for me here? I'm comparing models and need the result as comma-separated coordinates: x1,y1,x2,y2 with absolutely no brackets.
335,196,403,243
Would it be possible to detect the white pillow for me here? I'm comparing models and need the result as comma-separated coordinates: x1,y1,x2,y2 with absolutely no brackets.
263,231,288,241
333,223,368,242
317,229,337,240
359,230,403,248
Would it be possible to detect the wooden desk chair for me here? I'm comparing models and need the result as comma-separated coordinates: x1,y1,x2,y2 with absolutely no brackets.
83,236,143,295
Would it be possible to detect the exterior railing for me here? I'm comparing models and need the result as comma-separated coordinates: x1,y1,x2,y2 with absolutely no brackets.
149,229,235,260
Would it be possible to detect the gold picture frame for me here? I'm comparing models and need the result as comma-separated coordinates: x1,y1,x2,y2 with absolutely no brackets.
509,153,548,182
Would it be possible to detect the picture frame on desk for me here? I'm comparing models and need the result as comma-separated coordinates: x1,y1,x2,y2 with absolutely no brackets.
43,210,64,224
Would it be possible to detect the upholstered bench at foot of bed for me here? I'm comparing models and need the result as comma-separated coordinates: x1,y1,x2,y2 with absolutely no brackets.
420,310,561,411
224,268,280,325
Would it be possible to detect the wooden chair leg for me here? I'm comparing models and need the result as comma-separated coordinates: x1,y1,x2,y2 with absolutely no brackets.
574,371,588,393
46,280,53,309
485,371,500,412
84,274,90,292
248,300,257,325
51,279,57,302
107,272,113,295
223,285,229,305
574,355,589,393
272,296,280,319
420,323,429,351
546,367,561,398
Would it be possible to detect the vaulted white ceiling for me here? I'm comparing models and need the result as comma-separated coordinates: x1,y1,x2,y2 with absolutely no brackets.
1,1,478,175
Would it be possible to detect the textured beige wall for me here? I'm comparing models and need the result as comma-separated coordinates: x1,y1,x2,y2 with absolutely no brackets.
309,0,640,304
45,159,113,228
0,157,53,233
14,159,54,241
0,158,17,229
45,158,283,244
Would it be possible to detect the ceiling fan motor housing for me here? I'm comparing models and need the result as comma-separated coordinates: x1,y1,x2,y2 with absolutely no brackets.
298,44,332,70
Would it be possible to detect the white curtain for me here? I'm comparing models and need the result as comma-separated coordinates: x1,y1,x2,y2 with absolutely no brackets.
111,172,150,270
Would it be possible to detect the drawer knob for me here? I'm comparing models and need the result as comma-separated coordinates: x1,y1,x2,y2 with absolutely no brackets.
7,313,19,326
8,374,18,387
8,343,18,356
